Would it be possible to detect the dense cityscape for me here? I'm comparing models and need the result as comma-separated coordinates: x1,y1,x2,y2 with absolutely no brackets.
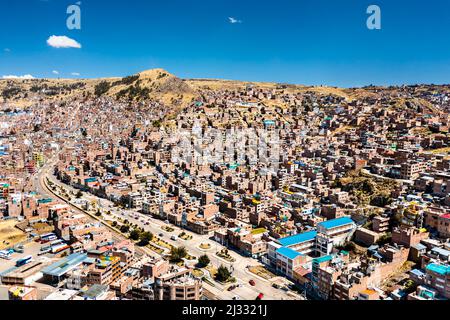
0,68,449,301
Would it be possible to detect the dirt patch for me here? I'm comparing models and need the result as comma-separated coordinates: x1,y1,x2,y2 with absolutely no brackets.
32,222,54,235
0,220,27,250
249,266,276,280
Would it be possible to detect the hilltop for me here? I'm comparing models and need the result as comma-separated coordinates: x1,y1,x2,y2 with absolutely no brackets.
0,68,198,109
2,68,450,117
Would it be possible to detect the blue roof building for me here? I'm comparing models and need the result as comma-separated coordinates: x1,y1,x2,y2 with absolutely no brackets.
426,263,450,276
276,247,303,260
278,231,317,247
318,216,354,230
41,253,88,281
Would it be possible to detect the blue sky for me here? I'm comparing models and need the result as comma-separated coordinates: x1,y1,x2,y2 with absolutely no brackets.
0,0,449,87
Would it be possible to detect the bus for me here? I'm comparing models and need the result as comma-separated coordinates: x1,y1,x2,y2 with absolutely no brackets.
40,233,55,239
50,239,64,247
40,233,57,243
16,255,33,267
51,244,70,254
0,250,12,260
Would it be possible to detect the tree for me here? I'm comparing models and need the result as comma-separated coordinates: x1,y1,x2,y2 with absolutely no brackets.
75,190,83,198
338,241,356,252
129,229,141,241
120,225,130,233
216,265,232,283
403,279,416,294
95,210,102,217
170,246,187,262
94,81,110,97
197,254,210,268
376,233,392,246
139,231,153,246
112,221,118,227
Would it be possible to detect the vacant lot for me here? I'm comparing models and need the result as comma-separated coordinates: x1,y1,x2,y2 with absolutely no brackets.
32,222,54,235
249,265,276,280
0,220,27,250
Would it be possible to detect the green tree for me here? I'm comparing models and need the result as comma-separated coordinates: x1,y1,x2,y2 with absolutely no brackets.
376,233,392,246
139,231,154,246
75,190,83,198
170,246,187,262
112,221,118,227
197,254,210,268
94,81,111,97
129,229,141,241
216,265,232,282
120,225,130,233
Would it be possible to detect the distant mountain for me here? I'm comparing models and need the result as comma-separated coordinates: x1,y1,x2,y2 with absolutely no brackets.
0,68,198,110
1,68,449,116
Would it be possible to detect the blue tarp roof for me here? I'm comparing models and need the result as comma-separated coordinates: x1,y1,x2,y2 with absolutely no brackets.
318,217,354,230
278,231,317,247
276,246,302,260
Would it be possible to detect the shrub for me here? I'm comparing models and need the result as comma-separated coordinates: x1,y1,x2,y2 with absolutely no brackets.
197,254,210,268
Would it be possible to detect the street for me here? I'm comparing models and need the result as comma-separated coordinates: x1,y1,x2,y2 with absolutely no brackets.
33,153,303,300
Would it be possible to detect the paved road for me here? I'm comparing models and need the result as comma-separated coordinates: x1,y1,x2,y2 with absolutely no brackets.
34,154,302,300
30,155,153,258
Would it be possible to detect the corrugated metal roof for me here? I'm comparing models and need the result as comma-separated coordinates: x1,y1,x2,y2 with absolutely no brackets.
318,216,354,230
41,253,87,277
277,231,317,247
276,247,302,260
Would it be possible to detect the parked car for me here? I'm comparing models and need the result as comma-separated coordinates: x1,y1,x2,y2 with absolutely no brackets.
256,293,264,300
158,233,164,238
249,280,256,286
227,285,236,291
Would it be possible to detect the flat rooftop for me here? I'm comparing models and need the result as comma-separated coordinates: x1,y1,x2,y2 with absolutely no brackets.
0,261,46,278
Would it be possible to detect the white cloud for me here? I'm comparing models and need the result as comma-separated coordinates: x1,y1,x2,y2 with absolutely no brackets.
46,35,81,49
2,74,35,79
71,72,81,76
4,48,10,52
52,70,59,75
228,17,242,24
